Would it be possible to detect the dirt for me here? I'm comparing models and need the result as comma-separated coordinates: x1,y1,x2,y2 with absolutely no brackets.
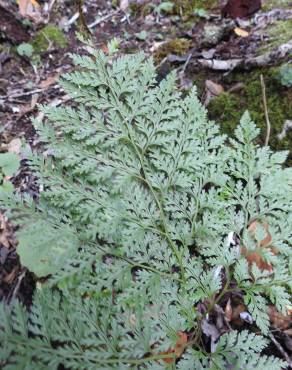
0,0,291,366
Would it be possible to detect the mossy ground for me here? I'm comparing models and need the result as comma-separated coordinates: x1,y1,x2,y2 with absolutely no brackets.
258,19,292,54
32,24,68,53
262,0,291,11
172,0,217,15
153,38,191,63
208,68,292,165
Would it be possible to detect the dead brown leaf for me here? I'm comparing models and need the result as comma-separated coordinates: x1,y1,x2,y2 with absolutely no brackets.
3,266,18,284
160,331,188,364
39,74,59,89
205,80,224,96
269,306,292,331
234,27,249,38
0,213,12,249
225,299,233,322
241,221,278,272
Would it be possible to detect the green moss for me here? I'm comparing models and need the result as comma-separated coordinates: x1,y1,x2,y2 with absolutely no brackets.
129,2,152,16
153,38,191,63
258,19,292,53
172,0,216,15
262,0,291,11
208,69,292,165
32,24,68,53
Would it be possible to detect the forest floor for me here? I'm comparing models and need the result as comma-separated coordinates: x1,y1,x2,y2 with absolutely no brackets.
0,0,291,366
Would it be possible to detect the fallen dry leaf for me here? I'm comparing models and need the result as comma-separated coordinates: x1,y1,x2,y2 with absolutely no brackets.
7,138,21,155
205,80,224,96
17,0,42,23
229,303,246,325
0,213,12,249
286,305,292,316
3,266,18,284
30,93,39,109
204,80,224,106
269,306,292,331
234,27,249,38
160,331,188,364
39,74,60,89
225,299,233,322
241,221,278,272
101,44,109,54
150,41,166,53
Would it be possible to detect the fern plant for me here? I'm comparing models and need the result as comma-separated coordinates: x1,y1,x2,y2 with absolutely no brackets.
0,36,291,369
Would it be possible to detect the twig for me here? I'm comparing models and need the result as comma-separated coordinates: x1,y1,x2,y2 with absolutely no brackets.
181,53,192,74
88,9,120,29
260,74,271,146
7,269,26,306
48,0,57,12
269,333,292,367
1,86,58,100
66,11,81,26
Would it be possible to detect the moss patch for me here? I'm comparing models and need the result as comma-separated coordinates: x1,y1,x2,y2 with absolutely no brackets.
208,68,292,165
129,2,152,17
258,19,292,54
172,0,217,15
32,24,68,53
262,0,291,11
153,38,191,63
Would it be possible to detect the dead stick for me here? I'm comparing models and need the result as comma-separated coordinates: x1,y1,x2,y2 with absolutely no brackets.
88,10,120,28
260,74,271,146
269,333,292,367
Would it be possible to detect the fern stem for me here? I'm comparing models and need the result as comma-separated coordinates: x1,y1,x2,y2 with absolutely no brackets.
121,124,186,283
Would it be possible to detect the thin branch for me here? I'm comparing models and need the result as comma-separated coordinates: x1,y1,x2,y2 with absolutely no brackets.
269,333,292,367
88,10,120,29
260,74,271,146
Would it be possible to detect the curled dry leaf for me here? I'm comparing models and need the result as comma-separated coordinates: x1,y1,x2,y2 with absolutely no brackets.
234,27,249,38
225,298,233,322
160,331,188,364
241,220,278,272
